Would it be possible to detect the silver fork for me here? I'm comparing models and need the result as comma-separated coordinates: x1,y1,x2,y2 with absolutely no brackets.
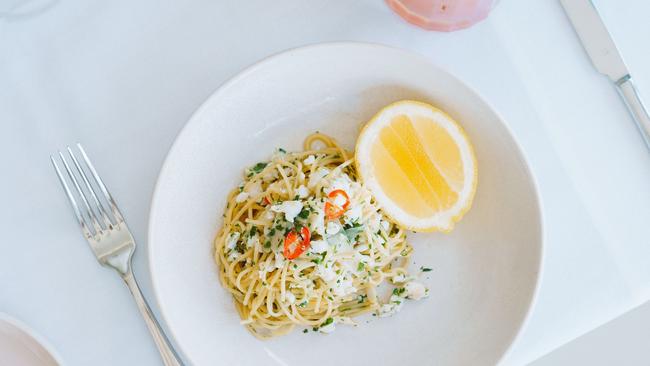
51,144,184,366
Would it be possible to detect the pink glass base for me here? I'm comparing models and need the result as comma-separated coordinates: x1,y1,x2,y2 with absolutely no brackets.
387,0,495,32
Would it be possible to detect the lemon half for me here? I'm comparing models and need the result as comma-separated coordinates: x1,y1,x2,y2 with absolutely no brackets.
355,100,477,232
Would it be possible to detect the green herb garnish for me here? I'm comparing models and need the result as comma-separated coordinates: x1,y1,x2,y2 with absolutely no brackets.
250,162,267,174
343,225,364,242
235,240,246,254
297,208,310,220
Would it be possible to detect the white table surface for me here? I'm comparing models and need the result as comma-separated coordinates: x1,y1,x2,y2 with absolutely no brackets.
2,0,650,365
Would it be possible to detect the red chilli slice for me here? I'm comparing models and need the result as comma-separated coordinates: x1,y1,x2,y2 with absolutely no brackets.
283,226,311,260
324,189,350,220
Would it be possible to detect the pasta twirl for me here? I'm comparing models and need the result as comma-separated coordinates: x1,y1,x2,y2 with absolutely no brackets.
214,133,428,339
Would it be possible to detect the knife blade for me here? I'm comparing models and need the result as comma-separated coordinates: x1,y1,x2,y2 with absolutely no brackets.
561,0,650,149
560,0,628,82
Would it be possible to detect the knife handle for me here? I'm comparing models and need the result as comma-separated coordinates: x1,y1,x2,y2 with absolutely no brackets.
616,75,650,149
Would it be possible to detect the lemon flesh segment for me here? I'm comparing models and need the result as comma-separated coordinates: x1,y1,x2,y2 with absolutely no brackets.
370,141,437,218
413,115,465,193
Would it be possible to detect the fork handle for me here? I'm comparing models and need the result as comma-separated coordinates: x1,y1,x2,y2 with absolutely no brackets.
123,271,184,366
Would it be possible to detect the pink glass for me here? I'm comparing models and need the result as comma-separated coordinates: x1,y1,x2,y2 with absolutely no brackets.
387,0,496,32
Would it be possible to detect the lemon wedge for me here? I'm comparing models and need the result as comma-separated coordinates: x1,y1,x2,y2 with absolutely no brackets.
355,100,477,232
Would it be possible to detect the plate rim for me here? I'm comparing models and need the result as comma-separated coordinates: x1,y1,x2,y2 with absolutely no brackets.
0,312,65,365
146,41,545,365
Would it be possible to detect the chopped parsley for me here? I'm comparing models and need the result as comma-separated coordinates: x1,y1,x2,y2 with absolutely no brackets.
234,240,246,254
264,241,271,249
297,207,310,220
268,228,276,236
298,301,308,308
357,294,367,304
343,224,364,242
310,252,327,265
420,266,433,272
250,162,267,174
249,226,257,236
343,221,362,230
322,317,334,327
357,262,365,271
392,287,406,296
278,148,287,153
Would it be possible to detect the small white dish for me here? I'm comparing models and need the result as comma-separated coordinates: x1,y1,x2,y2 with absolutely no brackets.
148,42,543,366
0,313,63,366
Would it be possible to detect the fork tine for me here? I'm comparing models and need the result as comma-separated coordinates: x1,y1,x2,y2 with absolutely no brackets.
51,155,93,238
77,143,124,222
58,150,103,234
67,146,114,229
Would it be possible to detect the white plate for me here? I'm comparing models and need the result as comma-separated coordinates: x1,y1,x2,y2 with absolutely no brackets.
0,313,63,366
148,42,543,366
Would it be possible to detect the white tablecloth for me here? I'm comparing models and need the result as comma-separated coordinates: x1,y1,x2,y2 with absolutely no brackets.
2,0,649,364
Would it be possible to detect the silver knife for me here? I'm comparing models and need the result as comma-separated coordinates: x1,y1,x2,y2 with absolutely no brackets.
560,0,650,149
